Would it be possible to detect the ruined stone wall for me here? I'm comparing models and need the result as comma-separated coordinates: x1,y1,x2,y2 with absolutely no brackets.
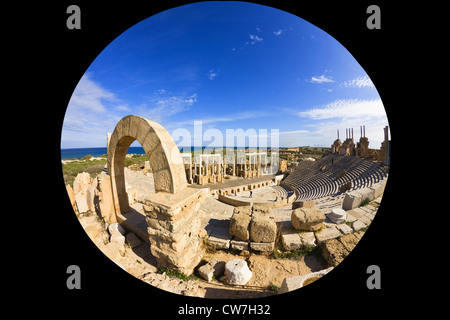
143,188,205,275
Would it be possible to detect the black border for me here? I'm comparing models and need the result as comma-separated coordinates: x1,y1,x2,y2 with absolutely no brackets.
24,0,409,316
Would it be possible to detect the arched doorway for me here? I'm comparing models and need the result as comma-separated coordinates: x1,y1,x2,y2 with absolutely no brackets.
107,115,187,215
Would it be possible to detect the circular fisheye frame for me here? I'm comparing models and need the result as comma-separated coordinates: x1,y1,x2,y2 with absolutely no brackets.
61,1,390,298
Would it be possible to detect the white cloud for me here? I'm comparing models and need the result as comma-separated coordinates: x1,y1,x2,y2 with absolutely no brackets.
146,93,197,122
68,73,118,113
298,99,385,120
308,75,334,84
273,29,284,36
249,34,263,45
208,69,217,80
342,75,375,88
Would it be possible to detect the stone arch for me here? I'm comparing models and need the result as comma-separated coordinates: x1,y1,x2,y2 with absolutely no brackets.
107,115,187,215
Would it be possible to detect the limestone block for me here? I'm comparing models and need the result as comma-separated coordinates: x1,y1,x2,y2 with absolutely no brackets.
152,236,203,275
345,212,357,223
208,236,230,249
359,215,372,225
292,200,314,209
74,191,89,213
291,207,325,231
335,223,353,235
281,225,302,251
73,172,92,194
198,258,226,282
352,220,367,231
338,233,360,252
369,182,385,199
230,239,249,251
249,242,275,252
229,212,251,241
320,239,349,267
299,232,316,248
342,190,363,210
234,206,252,215
314,227,341,244
249,216,277,243
224,259,252,285
252,203,274,215
208,226,232,249
97,173,116,224
358,187,375,202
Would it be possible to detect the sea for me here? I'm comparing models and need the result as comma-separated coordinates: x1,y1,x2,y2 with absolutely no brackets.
60,146,222,159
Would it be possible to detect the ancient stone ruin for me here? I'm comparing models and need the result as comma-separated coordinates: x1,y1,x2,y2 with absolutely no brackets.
66,116,390,296
107,115,205,275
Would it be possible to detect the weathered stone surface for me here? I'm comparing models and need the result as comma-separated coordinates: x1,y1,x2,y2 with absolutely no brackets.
250,215,277,243
338,233,360,252
208,227,232,249
279,267,334,293
73,172,92,195
198,258,226,282
321,239,349,267
230,239,249,251
342,190,363,210
358,187,375,202
335,223,353,235
229,212,251,241
292,200,314,209
299,232,316,248
144,189,205,275
74,191,89,213
369,182,385,199
359,215,372,225
315,227,341,243
281,227,302,251
249,242,275,252
97,172,116,224
352,220,367,231
252,203,274,215
291,207,325,231
224,259,252,285
86,185,96,212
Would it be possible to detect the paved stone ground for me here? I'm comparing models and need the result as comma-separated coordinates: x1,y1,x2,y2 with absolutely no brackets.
110,168,381,296
231,186,279,202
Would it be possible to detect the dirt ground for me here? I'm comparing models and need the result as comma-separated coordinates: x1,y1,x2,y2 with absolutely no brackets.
77,211,327,299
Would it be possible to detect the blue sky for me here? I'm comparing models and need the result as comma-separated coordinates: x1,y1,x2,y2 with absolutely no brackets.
62,1,388,150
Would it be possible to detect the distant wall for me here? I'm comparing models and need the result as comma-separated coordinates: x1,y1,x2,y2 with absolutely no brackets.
218,187,296,208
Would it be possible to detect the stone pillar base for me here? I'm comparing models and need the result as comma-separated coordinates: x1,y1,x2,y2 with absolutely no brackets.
143,187,205,275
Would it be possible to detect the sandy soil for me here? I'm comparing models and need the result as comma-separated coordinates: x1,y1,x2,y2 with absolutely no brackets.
77,210,327,299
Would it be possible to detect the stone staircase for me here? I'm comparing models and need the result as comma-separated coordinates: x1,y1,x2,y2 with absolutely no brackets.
270,185,294,199
283,155,387,203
